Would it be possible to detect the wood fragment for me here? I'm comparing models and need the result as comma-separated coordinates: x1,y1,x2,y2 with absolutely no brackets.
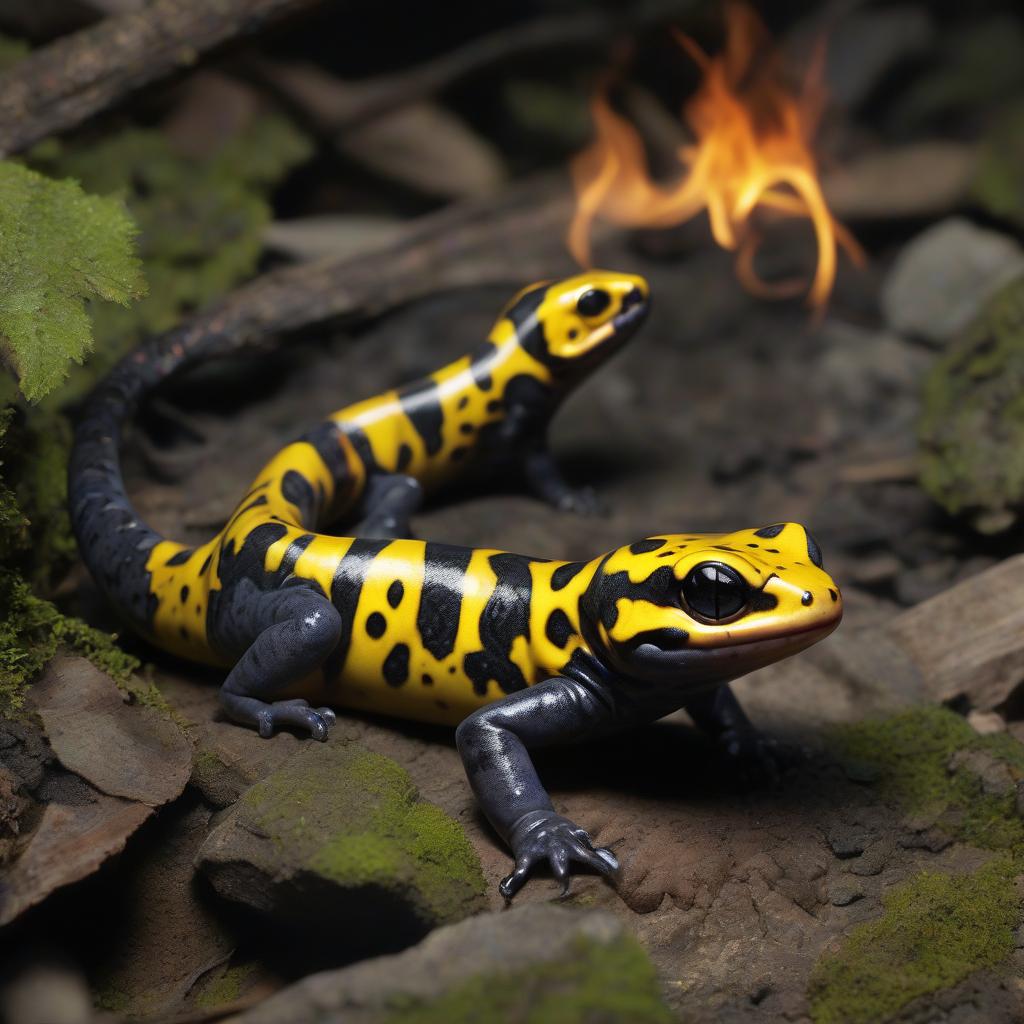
0,0,322,157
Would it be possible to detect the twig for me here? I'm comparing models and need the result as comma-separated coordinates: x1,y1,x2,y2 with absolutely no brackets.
0,0,322,157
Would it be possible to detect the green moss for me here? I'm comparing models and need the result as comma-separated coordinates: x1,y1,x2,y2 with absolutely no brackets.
832,705,1024,855
918,274,1024,532
241,745,486,922
193,963,257,1010
808,858,1019,1024
382,934,673,1024
28,116,311,402
0,569,138,717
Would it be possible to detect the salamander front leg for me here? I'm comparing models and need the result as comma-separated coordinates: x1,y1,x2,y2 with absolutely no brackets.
684,683,783,785
522,446,606,517
218,586,341,740
354,473,423,539
455,676,623,898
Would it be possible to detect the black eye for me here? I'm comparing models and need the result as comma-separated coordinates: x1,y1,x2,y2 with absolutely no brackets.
576,289,611,317
681,562,749,621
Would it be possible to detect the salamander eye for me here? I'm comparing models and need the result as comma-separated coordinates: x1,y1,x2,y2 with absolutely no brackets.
576,288,611,317
681,562,749,621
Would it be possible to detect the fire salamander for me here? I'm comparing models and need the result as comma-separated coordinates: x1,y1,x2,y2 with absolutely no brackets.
69,270,842,896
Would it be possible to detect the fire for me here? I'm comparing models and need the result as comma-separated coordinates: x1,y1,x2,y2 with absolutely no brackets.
568,2,863,309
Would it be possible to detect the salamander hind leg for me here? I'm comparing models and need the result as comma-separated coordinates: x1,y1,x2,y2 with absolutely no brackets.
216,583,341,740
353,473,423,539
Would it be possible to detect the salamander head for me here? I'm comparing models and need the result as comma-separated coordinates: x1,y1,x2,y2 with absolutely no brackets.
581,524,842,685
500,270,649,374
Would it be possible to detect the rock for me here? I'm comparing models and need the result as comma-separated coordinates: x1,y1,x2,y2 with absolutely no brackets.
225,904,672,1024
947,750,1017,799
31,655,191,807
968,710,1007,736
0,658,192,926
884,554,1024,711
824,142,978,222
918,275,1024,532
826,881,864,907
0,959,93,1024
196,741,486,952
882,218,1024,344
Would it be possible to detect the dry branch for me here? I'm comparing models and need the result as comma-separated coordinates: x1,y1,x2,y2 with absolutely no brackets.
0,0,321,157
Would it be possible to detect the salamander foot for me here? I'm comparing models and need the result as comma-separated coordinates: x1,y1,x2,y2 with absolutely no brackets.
500,810,619,899
718,726,788,787
254,699,337,741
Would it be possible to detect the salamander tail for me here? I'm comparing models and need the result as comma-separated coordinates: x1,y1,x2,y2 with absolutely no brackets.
68,314,236,633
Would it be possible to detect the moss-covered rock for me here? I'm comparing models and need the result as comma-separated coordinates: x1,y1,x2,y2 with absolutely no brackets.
196,741,486,949
232,904,672,1024
808,858,1019,1024
813,707,1024,1022
832,705,1024,855
918,273,1024,532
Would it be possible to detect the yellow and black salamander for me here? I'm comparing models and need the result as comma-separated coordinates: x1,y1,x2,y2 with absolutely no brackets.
69,271,842,896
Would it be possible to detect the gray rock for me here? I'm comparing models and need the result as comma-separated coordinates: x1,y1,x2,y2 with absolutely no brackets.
226,904,671,1024
882,218,1024,344
196,741,486,952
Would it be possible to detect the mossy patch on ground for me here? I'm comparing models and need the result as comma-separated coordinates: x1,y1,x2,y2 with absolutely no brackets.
381,934,673,1024
808,857,1019,1024
832,704,1024,854
812,706,1024,1022
193,962,257,1011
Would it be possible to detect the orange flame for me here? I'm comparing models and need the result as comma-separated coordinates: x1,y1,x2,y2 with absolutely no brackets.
568,2,863,309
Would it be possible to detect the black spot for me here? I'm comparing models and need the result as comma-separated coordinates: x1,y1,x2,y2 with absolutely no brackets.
463,553,538,695
398,378,444,457
469,341,498,392
417,544,472,659
629,538,666,555
396,443,413,472
366,611,387,638
657,550,675,558
829,588,838,602
551,562,585,591
436,699,450,710
387,579,404,608
422,673,433,686
457,395,469,410
801,591,814,606
583,559,678,633
806,530,823,568
568,329,578,340
179,626,189,639
765,548,780,554
282,470,317,524
545,609,574,648
165,549,193,566
180,585,189,604
754,524,786,539
486,399,503,413
450,446,468,462
383,643,410,687
746,543,759,548
750,589,779,612
459,423,475,436
322,538,392,681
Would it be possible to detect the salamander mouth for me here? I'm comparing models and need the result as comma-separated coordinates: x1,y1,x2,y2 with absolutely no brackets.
612,288,648,331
